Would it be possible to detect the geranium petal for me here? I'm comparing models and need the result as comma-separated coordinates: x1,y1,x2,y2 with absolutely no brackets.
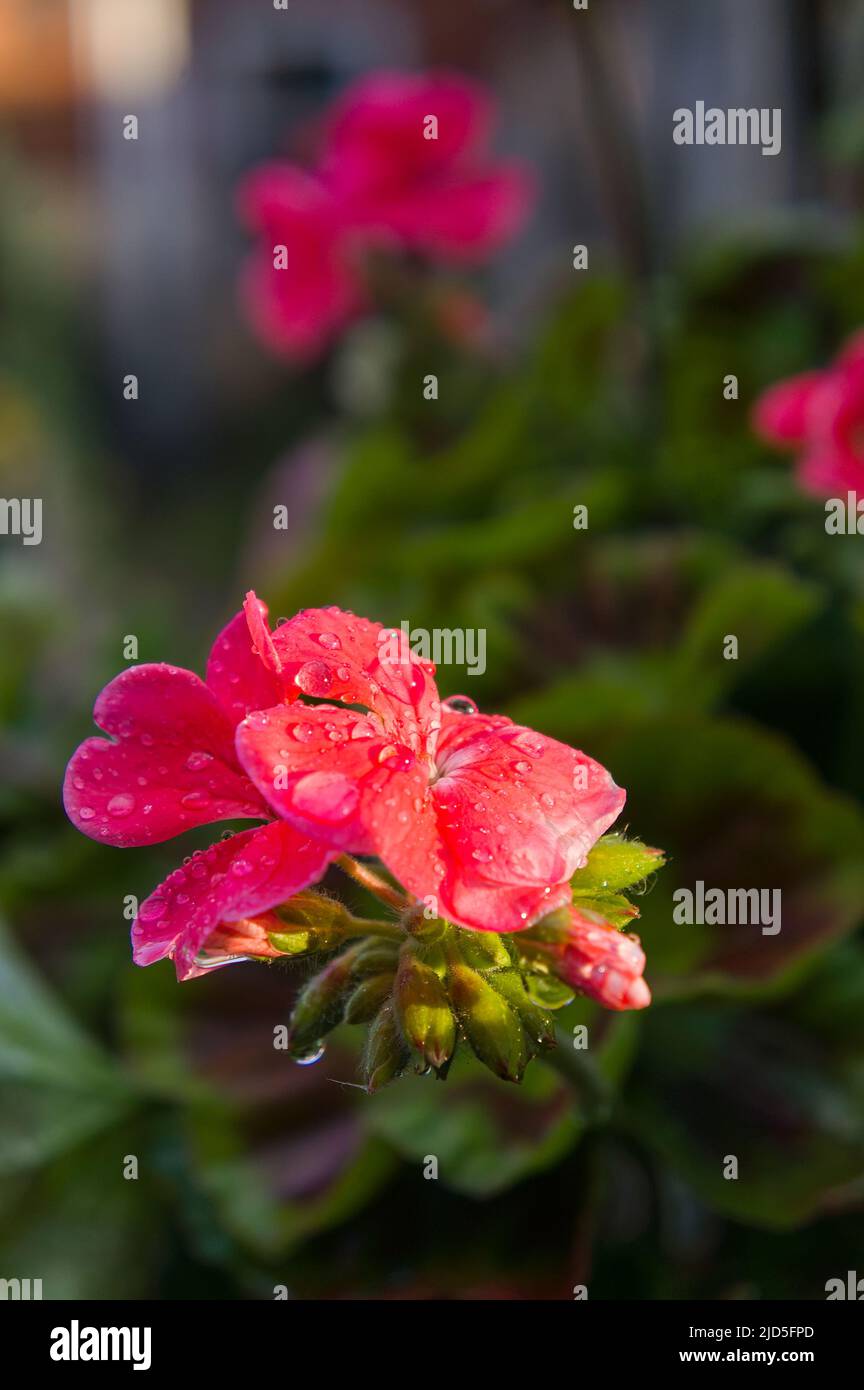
132,821,337,981
358,167,534,260
236,702,425,853
323,72,494,200
63,665,267,847
420,712,624,930
237,165,362,359
206,598,286,723
752,372,823,445
434,712,624,879
270,606,440,752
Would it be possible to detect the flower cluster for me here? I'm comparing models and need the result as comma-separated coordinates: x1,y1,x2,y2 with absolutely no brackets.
64,597,658,1086
237,71,533,359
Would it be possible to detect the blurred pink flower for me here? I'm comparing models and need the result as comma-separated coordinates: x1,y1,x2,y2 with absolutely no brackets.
237,71,534,359
752,331,864,495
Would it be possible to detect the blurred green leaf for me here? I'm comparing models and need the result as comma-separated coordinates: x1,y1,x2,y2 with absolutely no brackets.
624,950,864,1227
668,562,822,711
366,1048,582,1197
0,921,134,1176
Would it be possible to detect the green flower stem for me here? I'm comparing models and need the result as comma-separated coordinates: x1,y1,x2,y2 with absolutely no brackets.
335,855,409,912
345,915,406,942
546,1025,614,1124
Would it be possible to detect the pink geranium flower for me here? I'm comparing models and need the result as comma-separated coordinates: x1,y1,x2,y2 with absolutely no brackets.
752,331,864,495
237,70,534,359
63,596,625,983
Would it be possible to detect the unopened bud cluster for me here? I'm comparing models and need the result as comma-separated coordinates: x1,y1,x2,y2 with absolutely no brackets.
281,908,560,1090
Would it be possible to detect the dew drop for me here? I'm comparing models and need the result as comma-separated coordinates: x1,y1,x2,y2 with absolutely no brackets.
294,661,333,696
106,794,136,817
442,694,478,715
291,771,358,823
181,791,208,808
186,751,214,771
139,896,167,922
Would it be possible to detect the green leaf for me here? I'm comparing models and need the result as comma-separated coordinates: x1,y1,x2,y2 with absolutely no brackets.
624,953,864,1228
572,833,665,896
578,715,864,998
0,920,134,1176
668,562,822,712
366,1048,582,1197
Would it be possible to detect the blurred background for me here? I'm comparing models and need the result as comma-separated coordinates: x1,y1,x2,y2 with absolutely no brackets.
2,0,864,1300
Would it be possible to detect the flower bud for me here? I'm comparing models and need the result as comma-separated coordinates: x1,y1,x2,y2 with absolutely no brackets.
286,944,361,1054
448,961,527,1083
458,930,513,971
394,950,456,1071
362,1001,411,1093
350,939,401,977
344,972,394,1025
267,891,352,957
488,968,556,1051
557,907,651,1011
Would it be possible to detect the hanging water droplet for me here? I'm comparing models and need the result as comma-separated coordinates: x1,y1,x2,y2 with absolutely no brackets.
293,1042,326,1066
442,694,478,715
525,973,575,1010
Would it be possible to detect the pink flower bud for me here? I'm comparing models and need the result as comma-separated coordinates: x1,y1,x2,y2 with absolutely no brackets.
558,907,651,1011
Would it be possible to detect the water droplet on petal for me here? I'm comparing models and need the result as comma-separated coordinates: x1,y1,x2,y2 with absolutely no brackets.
106,794,135,817
442,694,478,715
294,661,333,696
291,771,359,823
181,791,208,808
186,751,214,771
317,632,341,650
139,896,167,922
